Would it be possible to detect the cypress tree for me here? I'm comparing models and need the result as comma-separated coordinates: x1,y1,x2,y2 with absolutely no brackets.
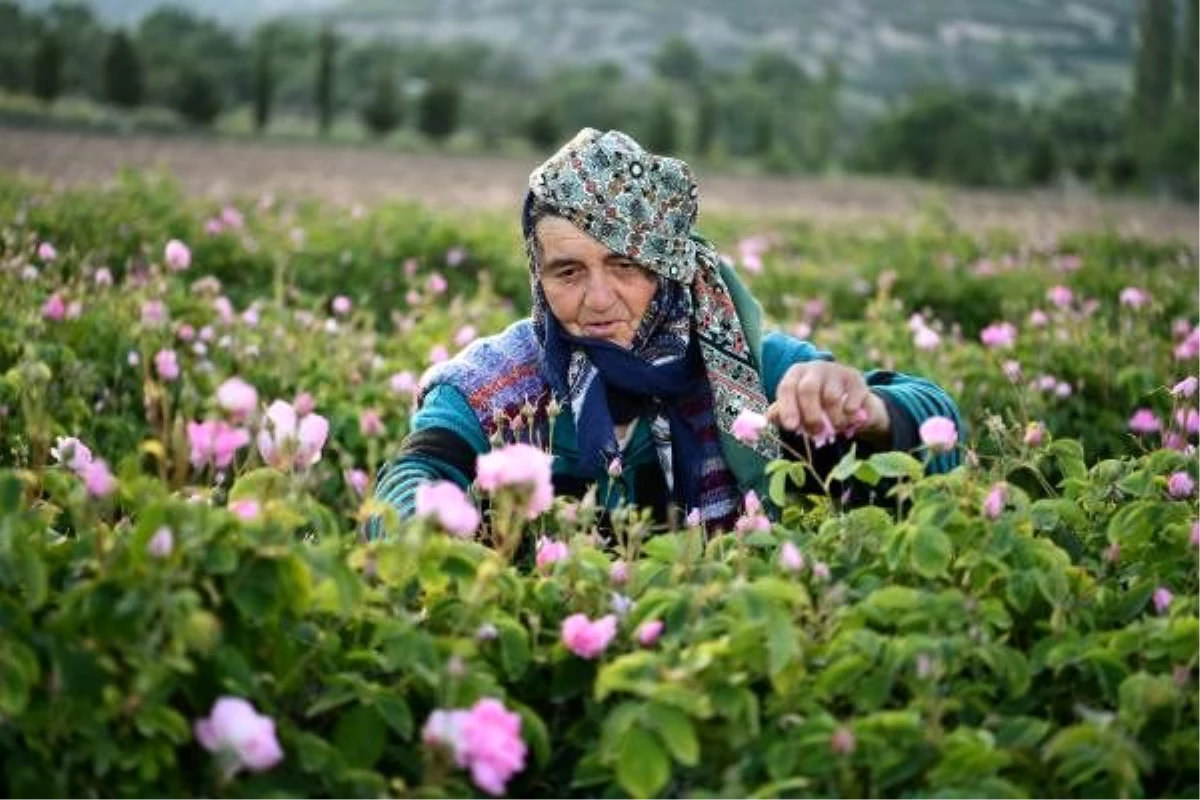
361,67,403,138
102,30,142,109
30,31,63,105
253,35,274,133
1130,0,1175,155
315,24,337,137
417,79,460,141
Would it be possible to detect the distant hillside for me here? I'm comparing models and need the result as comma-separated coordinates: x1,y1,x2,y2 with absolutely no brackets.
21,0,1140,107
319,0,1140,106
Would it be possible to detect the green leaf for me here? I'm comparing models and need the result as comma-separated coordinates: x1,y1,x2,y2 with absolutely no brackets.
0,641,39,716
600,702,643,762
830,447,860,483
512,702,552,768
332,704,386,770
616,725,670,799
228,467,290,502
16,542,47,610
867,451,924,481
909,525,952,578
496,617,531,680
372,694,413,738
0,471,23,512
647,703,699,767
642,535,681,564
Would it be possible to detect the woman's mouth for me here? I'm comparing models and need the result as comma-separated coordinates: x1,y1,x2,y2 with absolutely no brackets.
582,321,621,337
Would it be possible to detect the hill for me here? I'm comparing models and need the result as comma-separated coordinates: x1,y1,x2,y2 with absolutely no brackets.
20,0,1140,107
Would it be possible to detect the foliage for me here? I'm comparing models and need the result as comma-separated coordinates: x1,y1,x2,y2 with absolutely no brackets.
359,66,403,139
102,30,143,110
173,68,222,128
0,171,1196,797
30,31,63,105
417,79,461,142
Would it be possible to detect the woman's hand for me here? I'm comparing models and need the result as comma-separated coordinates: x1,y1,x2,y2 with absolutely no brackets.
766,362,890,446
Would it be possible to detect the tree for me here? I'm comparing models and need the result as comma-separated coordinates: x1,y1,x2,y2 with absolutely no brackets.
315,24,338,137
1129,0,1175,166
253,29,275,133
694,85,718,157
652,37,703,87
102,30,142,109
418,79,460,141
174,68,222,127
360,67,403,138
641,92,679,154
524,102,562,151
1178,0,1198,120
30,31,62,105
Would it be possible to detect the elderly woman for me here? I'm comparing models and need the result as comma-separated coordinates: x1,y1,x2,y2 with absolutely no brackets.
369,128,961,536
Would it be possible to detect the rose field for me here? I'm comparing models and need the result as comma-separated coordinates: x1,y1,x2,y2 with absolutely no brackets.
0,168,1197,798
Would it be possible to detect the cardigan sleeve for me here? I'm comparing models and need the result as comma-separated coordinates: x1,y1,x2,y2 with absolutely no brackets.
760,331,964,474
363,383,490,540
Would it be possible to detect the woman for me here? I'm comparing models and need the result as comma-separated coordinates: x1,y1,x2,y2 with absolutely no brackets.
368,128,961,537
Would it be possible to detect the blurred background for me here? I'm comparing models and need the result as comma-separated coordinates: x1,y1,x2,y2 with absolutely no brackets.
0,0,1196,222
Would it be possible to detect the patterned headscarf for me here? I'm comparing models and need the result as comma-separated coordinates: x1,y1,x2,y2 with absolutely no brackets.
524,129,777,522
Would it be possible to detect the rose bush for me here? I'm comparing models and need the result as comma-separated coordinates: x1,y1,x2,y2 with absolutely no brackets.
0,173,1195,798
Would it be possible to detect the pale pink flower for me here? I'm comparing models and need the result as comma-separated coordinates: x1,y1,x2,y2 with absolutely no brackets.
685,508,701,527
94,267,113,286
830,727,855,755
606,457,622,478
1119,287,1149,308
204,218,224,235
220,206,245,229
609,560,629,585
731,409,769,444
636,619,664,647
779,541,804,573
535,536,569,572
1027,309,1049,327
389,371,416,395
164,239,191,271
430,344,449,364
213,296,234,324
65,300,82,319
454,325,478,347
293,392,315,416
42,293,66,321
331,295,352,315
979,322,1017,349
475,444,554,519
80,459,115,497
982,483,1007,520
1046,285,1073,308
1128,409,1161,435
913,326,940,350
415,481,480,538
1152,587,1173,615
1182,408,1200,435
141,299,166,326
446,247,467,267
188,420,251,470
1002,360,1022,381
216,378,258,421
1167,472,1195,499
231,499,261,521
51,436,93,472
148,526,174,558
37,241,57,261
561,613,618,659
425,699,527,796
427,273,448,294
1191,521,1199,547
1024,421,1047,447
194,696,283,775
155,349,180,381
256,400,329,470
1175,328,1199,360
1171,377,1198,398
359,409,384,437
345,469,369,497
812,561,831,581
919,416,958,453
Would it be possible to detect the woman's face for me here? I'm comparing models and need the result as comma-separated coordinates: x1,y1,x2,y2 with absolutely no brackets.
535,216,659,349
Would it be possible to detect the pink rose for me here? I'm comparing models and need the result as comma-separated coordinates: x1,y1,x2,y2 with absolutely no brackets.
561,613,618,659
194,696,283,775
919,416,958,453
636,619,664,647
731,408,769,444
982,483,1007,520
164,239,191,271
415,481,480,538
475,444,554,519
779,541,804,573
216,377,258,421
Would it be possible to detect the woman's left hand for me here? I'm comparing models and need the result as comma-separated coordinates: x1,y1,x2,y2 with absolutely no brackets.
766,361,890,445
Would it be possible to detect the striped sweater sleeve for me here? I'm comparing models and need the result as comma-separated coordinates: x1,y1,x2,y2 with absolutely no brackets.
363,384,490,540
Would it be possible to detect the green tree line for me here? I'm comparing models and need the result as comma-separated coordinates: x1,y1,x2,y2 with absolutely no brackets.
1,0,1195,197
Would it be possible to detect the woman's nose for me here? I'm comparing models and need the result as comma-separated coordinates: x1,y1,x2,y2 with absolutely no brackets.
582,270,617,308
